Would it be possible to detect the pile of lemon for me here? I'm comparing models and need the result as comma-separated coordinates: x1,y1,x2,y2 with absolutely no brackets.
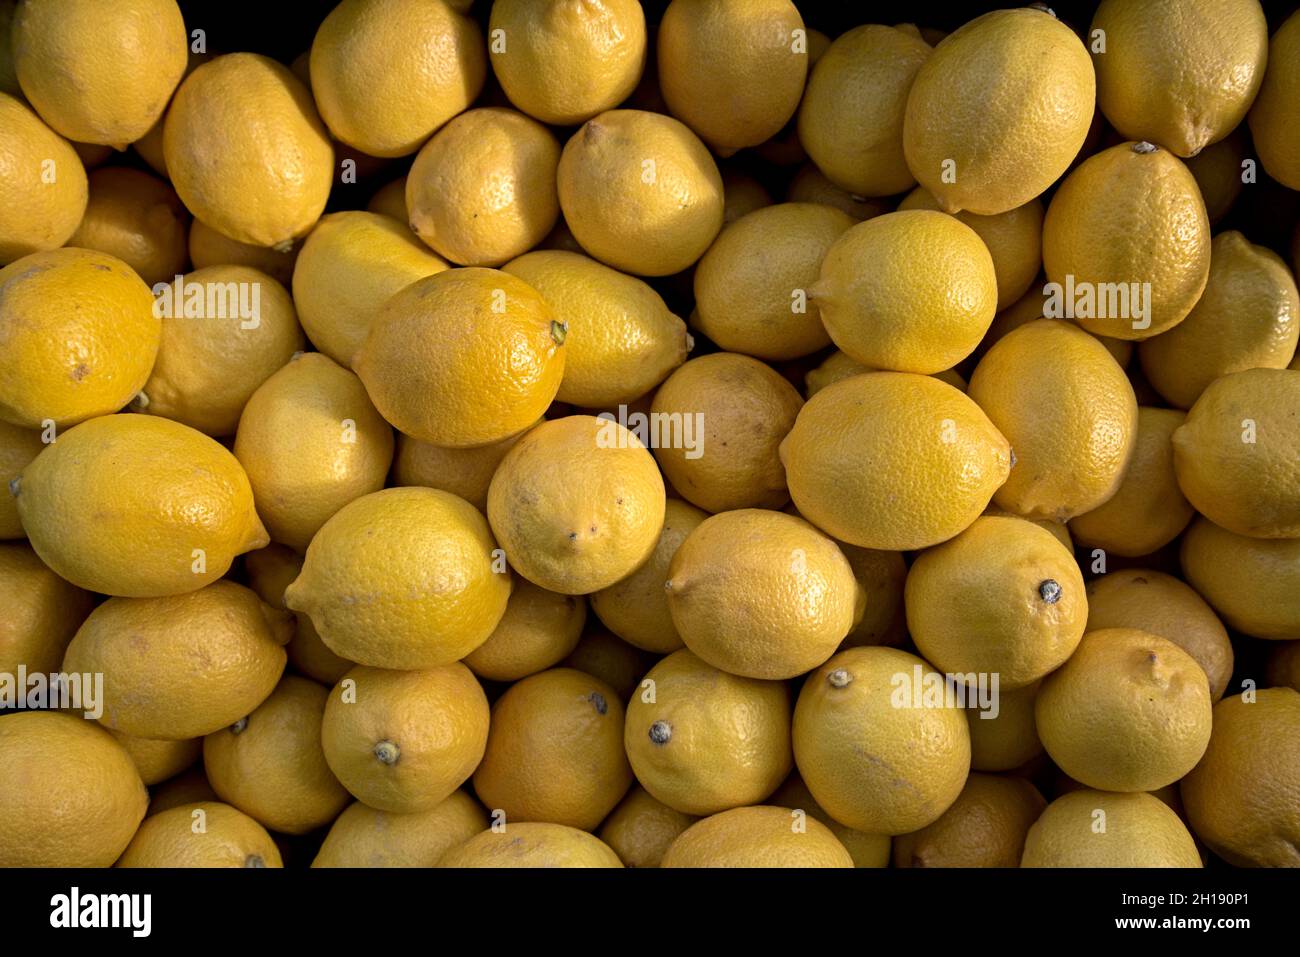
2,0,1299,869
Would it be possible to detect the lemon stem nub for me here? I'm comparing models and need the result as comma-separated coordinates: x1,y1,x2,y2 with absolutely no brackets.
827,668,852,688
131,390,150,410
230,717,248,735
551,320,568,345
7,477,18,498
1039,579,1062,603
244,855,266,868
648,720,672,745
1132,141,1159,154
374,740,400,765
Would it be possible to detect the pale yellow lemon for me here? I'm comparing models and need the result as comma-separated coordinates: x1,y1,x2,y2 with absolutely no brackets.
966,681,1043,772
462,578,587,683
0,542,94,674
0,92,87,263
313,792,488,868
1248,10,1300,190
1180,516,1300,640
661,806,853,868
1022,790,1200,868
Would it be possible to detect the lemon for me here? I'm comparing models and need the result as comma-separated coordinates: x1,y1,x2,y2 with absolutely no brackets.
462,578,587,683
561,628,657,702
590,498,707,654
117,801,282,868
1267,642,1300,692
813,211,997,374
62,581,289,738
164,53,333,247
666,509,859,680
203,675,348,836
903,8,1095,215
966,680,1043,772
1180,515,1300,640
17,414,267,596
235,353,393,552
12,0,187,147
66,167,188,287
981,283,1135,369
1086,569,1234,701
393,427,528,514
321,663,489,814
108,731,200,786
767,774,890,868
897,189,1042,311
0,711,146,867
0,248,159,428
1043,142,1211,341
1248,10,1300,190
313,791,488,868
1173,368,1300,539
797,24,930,196
693,203,853,361
624,649,792,816
720,166,773,224
661,805,852,868
487,415,665,594
292,212,448,367
657,0,805,153
243,543,351,685
0,542,94,673
188,218,301,287
488,0,645,126
805,351,968,399
1036,628,1212,792
355,268,564,448
406,108,560,267
650,353,803,513
366,176,408,223
473,668,632,831
0,93,87,264
309,0,483,157
0,1,16,95
786,163,890,221
439,823,624,868
557,109,723,276
837,542,907,650
0,422,44,538
780,371,1011,550
969,319,1139,522
598,785,698,868
1069,407,1194,556
1090,0,1267,158
503,250,689,406
145,768,217,818
905,516,1087,690
1022,790,1201,868
286,487,510,669
893,773,1046,868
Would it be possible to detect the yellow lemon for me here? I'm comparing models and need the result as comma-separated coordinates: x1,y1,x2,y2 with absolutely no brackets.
661,806,852,868
767,774,891,868
1248,10,1300,189
117,802,282,868
188,218,301,287
439,823,623,868
313,792,488,868
0,542,94,673
393,427,529,514
1184,131,1248,224
561,627,657,702
836,542,907,650
66,167,188,287
243,543,352,685
720,166,773,224
0,422,45,538
1022,790,1200,868
966,680,1043,772
366,176,408,223
598,785,698,868
786,162,890,221
1180,515,1300,640
0,93,87,263
893,773,1046,868
462,578,587,683
108,731,200,786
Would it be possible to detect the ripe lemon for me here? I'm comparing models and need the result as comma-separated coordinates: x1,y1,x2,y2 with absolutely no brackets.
1180,515,1300,640
313,791,488,868
1184,132,1248,224
657,0,806,153
590,498,707,654
598,785,698,868
164,53,332,247
487,415,665,594
244,543,351,685
1069,407,1194,556
624,649,792,816
693,203,853,361
439,823,623,868
1042,141,1211,341
117,801,282,868
188,218,300,287
354,268,564,448
0,711,146,866
366,176,408,223
981,283,1135,369
666,509,860,680
905,516,1087,689
786,162,890,221
145,768,217,817
836,542,907,650
0,542,94,673
12,0,187,147
292,212,447,366
503,250,689,406
1021,790,1201,868
462,578,587,683
893,773,1046,868
309,0,484,157
66,167,188,286
235,353,393,552
650,353,803,513
393,427,528,514
488,0,645,126
1172,368,1300,539
897,189,1042,311
662,805,852,868
0,248,159,428
62,581,289,738
1036,628,1212,792
903,7,1095,215
767,774,890,868
285,487,510,669
1267,643,1300,692
108,731,200,786
204,675,350,835
793,646,971,834
1090,0,1267,157
0,93,87,263
780,371,1011,549
16,414,267,596
1246,10,1300,190
720,166,773,224
562,627,657,702
968,319,1138,521
796,24,930,197
0,422,44,538
966,680,1043,772
803,350,869,397
557,109,723,276
321,663,489,814
473,667,632,831
814,211,996,374
1139,232,1299,409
